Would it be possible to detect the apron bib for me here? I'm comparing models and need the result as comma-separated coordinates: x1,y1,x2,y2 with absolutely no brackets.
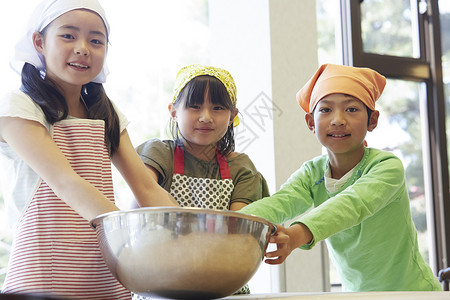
169,145,234,210
2,119,130,300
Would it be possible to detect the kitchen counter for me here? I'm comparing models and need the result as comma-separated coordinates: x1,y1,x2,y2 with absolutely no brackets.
225,291,450,299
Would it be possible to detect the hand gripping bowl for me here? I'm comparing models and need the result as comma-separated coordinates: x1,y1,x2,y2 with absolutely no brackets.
90,207,277,300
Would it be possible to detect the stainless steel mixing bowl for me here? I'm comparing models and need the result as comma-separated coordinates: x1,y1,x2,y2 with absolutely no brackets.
90,207,276,300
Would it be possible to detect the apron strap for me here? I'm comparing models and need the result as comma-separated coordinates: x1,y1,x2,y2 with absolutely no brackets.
174,145,185,174
173,145,231,179
216,149,231,179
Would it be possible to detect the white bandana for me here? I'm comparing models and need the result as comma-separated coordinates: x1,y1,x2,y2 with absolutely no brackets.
11,0,110,83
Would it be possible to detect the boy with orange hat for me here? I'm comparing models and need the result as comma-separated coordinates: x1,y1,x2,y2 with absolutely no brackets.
239,64,441,291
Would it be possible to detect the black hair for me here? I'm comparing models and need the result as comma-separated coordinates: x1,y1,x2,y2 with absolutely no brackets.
170,75,236,156
21,62,121,155
365,105,373,126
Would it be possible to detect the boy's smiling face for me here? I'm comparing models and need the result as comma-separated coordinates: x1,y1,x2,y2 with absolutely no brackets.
305,93,379,157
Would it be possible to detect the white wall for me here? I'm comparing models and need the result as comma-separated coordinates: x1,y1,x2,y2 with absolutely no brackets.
209,0,328,293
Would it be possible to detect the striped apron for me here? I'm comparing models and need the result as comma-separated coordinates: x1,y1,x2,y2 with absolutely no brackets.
1,119,131,299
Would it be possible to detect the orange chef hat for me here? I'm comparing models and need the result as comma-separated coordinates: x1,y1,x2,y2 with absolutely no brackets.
296,64,386,113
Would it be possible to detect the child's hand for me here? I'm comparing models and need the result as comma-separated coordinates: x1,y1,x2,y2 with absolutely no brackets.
264,223,313,265
264,225,294,264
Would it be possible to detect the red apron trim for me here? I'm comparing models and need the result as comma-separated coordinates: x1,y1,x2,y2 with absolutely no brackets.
173,145,185,174
216,150,231,179
173,145,231,179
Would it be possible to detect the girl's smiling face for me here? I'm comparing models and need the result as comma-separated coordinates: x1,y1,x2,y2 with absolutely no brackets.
169,83,237,156
305,93,379,157
33,9,107,90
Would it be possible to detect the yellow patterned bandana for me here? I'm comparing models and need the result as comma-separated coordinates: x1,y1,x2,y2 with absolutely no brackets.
172,64,239,127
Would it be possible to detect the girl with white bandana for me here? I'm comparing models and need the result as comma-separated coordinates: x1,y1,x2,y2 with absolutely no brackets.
134,64,269,297
0,0,177,298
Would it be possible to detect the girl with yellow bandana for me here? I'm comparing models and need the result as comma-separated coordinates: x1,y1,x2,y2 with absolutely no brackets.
134,64,270,296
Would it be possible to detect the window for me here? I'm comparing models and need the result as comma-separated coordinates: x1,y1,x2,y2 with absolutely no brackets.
360,0,421,58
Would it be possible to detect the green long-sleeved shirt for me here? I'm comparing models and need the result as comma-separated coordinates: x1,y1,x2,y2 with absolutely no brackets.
240,147,441,291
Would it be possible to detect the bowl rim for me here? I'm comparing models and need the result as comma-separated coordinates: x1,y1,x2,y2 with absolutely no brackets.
90,206,277,234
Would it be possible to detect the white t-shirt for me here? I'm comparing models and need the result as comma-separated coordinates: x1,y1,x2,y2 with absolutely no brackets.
0,90,129,231
324,164,356,194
